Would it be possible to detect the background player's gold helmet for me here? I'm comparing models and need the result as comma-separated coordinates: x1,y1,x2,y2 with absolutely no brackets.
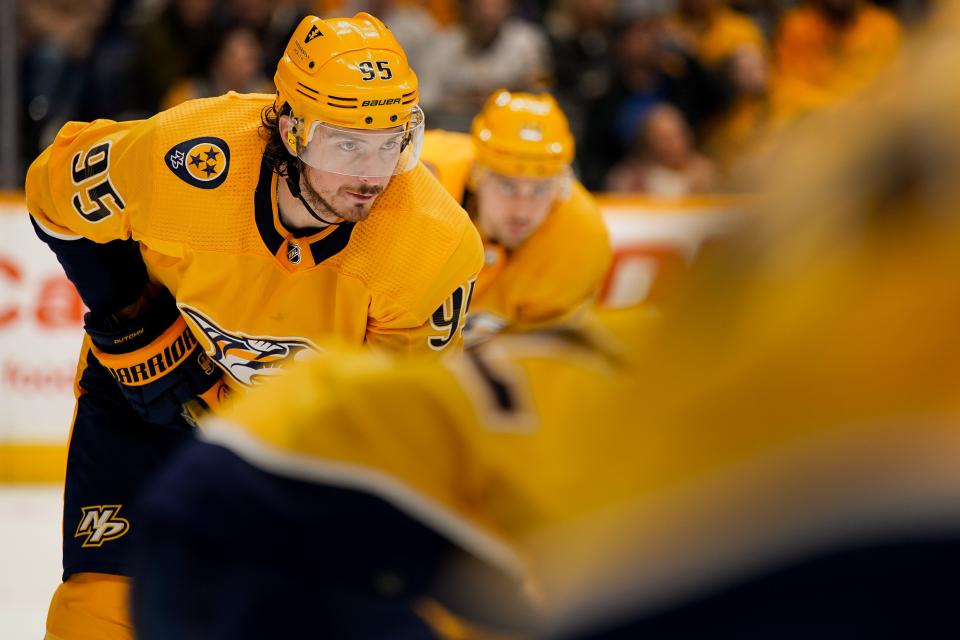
274,13,423,176
471,90,575,178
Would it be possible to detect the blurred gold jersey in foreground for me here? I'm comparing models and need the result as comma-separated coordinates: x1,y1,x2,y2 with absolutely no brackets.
203,211,960,631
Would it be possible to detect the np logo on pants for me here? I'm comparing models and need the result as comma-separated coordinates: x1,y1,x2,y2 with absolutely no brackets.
75,505,130,548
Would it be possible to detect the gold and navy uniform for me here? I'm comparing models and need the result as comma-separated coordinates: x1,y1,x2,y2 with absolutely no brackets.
25,91,482,636
421,130,612,342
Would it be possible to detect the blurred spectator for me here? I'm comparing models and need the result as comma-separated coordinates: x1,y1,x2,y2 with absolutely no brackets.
226,0,307,77
660,0,769,170
545,0,619,141
131,0,225,113
872,0,932,26
662,0,767,67
314,0,461,26
19,0,113,160
80,0,147,121
579,15,721,190
605,103,719,196
705,43,772,169
727,0,789,39
342,0,440,75
771,0,902,122
161,27,273,109
418,0,552,131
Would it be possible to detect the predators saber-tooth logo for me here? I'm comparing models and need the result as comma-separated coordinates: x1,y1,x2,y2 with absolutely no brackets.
179,305,317,386
75,505,130,548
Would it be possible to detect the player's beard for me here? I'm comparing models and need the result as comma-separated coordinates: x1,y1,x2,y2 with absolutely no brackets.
300,173,385,224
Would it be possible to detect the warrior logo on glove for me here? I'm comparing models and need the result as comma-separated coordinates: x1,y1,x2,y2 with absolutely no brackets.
99,321,200,386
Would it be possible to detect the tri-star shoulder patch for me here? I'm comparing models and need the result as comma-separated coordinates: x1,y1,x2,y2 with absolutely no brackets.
165,136,230,189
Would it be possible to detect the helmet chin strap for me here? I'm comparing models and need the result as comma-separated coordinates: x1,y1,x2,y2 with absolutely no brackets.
285,158,347,227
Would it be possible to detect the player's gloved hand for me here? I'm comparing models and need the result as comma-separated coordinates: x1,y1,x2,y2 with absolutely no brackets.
85,285,228,427
182,379,232,427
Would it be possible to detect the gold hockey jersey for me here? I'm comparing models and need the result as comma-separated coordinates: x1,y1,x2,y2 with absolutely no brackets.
25,93,483,390
420,130,612,342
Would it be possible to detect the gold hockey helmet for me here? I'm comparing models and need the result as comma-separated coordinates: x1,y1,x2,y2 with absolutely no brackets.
471,90,575,179
274,13,424,177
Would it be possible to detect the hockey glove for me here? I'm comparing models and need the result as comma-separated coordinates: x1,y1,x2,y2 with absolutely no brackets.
86,286,229,427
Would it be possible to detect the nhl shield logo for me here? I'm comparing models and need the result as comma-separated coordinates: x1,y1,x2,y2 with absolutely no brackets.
287,241,302,264
165,136,230,189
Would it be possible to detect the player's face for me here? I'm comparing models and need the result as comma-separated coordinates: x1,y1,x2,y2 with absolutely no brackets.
476,172,560,249
299,165,390,223
303,125,406,222
282,120,402,223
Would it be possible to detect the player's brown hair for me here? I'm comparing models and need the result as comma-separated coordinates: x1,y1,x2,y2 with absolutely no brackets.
260,101,293,177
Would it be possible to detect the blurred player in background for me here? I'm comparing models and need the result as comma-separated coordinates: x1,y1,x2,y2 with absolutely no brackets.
421,90,611,345
130,4,960,638
25,13,481,639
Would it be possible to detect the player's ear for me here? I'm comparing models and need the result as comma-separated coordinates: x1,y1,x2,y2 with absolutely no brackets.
278,115,299,157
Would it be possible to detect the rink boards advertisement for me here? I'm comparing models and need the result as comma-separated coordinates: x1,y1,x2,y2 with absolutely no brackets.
0,192,738,479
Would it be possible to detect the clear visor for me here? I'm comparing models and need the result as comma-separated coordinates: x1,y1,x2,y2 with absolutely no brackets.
298,106,425,178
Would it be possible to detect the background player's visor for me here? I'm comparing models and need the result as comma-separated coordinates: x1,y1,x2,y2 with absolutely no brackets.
298,107,425,178
481,171,566,200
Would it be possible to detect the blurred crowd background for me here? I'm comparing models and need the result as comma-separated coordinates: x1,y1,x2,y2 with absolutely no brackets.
7,0,933,194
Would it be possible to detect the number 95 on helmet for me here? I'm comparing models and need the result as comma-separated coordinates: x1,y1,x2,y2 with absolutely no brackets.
274,13,424,178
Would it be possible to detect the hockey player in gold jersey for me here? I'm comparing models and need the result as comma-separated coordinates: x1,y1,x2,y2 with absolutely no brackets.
25,13,482,639
130,5,960,636
421,90,611,344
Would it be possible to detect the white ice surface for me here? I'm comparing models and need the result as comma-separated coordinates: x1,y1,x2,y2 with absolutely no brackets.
0,486,62,639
